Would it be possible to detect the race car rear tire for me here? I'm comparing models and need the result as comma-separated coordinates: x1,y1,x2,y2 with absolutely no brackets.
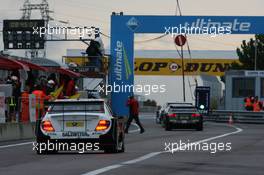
165,117,172,131
104,134,125,153
165,122,172,131
104,141,119,153
196,122,203,131
118,135,125,153
36,140,58,155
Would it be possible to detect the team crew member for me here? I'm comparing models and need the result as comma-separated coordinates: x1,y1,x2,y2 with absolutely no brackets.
46,80,56,95
32,84,49,119
253,96,262,112
21,86,30,122
125,96,145,134
244,96,253,111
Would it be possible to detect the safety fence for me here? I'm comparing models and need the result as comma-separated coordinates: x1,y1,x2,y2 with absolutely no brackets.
205,110,264,124
0,96,45,123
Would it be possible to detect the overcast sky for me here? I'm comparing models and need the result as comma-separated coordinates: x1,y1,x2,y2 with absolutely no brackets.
1,0,262,54
0,0,263,104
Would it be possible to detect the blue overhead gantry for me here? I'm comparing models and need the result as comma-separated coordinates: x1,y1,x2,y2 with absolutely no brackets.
110,15,264,116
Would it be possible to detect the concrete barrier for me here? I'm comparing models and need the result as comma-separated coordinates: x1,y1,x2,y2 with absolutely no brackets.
0,111,157,142
139,106,157,113
0,123,35,142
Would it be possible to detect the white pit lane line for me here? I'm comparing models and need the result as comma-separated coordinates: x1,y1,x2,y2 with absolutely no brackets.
81,124,243,175
0,141,33,149
129,123,140,133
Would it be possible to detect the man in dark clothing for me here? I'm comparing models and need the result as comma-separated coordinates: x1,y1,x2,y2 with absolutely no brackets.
86,39,103,71
46,80,56,96
11,76,21,122
125,96,145,134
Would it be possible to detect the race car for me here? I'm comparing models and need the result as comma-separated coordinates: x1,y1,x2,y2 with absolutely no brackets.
35,99,125,154
156,102,192,124
156,102,177,124
162,103,203,131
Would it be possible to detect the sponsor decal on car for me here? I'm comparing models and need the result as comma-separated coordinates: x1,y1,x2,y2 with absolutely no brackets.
62,131,89,137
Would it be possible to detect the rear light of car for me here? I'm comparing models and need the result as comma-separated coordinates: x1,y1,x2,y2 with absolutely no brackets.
42,120,55,132
95,120,110,131
168,113,177,117
192,113,201,117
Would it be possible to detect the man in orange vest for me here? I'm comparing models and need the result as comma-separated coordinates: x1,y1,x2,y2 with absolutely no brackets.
21,86,30,123
253,96,262,112
244,96,253,111
32,84,49,120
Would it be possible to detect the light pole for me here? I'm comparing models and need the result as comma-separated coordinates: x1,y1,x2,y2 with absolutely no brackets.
255,36,258,70
181,46,186,102
174,35,187,102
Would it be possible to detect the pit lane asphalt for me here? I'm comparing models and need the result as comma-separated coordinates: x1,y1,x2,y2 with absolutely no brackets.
0,114,263,175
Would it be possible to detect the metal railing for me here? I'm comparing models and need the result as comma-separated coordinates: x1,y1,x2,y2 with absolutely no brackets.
205,110,264,124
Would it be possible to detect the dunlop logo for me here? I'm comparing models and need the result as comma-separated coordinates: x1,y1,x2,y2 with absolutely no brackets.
134,58,239,76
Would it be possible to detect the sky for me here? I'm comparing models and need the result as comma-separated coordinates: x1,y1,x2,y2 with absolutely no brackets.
0,0,263,104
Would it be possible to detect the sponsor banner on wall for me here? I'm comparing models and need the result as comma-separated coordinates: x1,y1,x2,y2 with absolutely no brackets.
134,58,240,76
65,57,239,76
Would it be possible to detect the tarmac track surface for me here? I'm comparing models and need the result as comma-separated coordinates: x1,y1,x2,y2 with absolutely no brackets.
0,114,263,175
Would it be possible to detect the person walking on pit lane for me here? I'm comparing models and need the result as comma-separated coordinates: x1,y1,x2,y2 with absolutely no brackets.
125,96,145,134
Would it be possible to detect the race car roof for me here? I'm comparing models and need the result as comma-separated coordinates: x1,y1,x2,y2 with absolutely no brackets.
169,103,194,107
167,102,193,106
53,98,105,102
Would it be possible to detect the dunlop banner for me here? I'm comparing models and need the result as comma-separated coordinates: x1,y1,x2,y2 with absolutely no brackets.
65,57,239,76
134,58,240,76
65,57,89,66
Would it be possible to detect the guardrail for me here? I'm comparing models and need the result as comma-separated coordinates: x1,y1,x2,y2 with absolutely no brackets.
206,110,264,124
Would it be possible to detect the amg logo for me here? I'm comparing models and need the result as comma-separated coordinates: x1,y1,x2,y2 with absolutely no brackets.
114,41,123,81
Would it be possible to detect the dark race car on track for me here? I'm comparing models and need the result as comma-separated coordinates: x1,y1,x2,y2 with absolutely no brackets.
35,99,125,154
161,103,203,131
156,102,186,124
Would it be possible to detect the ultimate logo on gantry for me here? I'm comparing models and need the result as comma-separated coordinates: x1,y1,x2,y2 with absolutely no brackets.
114,41,132,81
123,46,132,80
